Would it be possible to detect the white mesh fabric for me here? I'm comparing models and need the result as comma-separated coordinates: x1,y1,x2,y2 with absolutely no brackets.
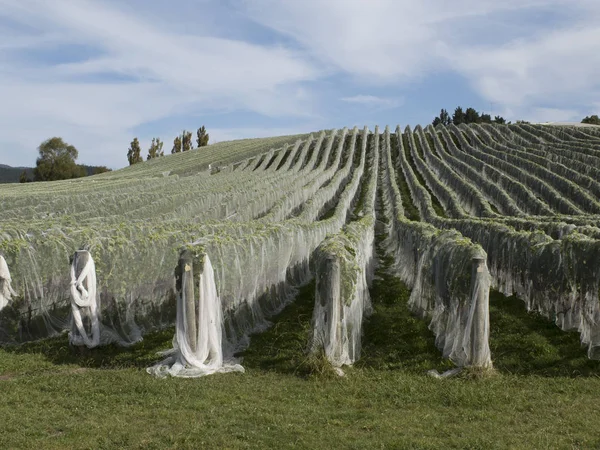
69,251,100,348
147,254,244,378
0,255,16,311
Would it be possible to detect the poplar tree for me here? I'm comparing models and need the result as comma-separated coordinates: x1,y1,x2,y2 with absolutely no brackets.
171,136,182,154
196,126,209,147
127,138,143,165
147,138,164,160
182,130,193,152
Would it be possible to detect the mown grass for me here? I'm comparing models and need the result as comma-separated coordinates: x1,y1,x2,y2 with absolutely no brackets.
2,251,600,448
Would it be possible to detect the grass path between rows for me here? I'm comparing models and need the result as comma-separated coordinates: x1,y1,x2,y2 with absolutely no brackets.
2,244,600,449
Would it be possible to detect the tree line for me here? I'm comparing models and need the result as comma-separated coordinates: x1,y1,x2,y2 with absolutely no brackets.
582,115,600,125
127,126,209,165
434,107,600,127
20,114,599,184
19,125,210,182
432,107,506,127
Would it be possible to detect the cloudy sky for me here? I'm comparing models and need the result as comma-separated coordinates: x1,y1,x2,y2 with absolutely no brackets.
1,0,599,169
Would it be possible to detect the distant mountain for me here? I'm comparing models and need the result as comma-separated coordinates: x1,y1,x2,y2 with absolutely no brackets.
0,165,34,183
0,165,109,183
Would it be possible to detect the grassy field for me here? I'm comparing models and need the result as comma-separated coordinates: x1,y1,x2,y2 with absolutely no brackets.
2,249,600,449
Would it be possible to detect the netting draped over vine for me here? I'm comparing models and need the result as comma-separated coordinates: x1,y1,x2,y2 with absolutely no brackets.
1,122,599,376
380,126,492,368
0,255,16,311
69,251,100,348
145,127,368,376
393,122,600,360
309,127,377,367
147,254,244,378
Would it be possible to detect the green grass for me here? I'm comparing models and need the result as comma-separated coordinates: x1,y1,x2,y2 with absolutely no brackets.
357,258,454,375
489,291,600,377
2,250,600,448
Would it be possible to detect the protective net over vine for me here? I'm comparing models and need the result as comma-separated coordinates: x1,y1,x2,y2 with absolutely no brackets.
1,122,598,376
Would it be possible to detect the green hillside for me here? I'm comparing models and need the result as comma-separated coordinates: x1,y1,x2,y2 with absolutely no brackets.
1,124,600,448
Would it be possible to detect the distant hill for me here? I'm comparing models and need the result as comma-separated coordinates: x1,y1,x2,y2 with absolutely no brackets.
0,165,34,183
0,164,108,183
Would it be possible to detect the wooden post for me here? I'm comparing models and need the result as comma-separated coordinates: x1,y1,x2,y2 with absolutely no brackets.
314,254,341,362
73,251,90,280
469,256,492,368
179,251,197,353
332,258,342,362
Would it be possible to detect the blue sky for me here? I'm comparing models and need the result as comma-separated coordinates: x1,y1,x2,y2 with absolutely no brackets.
0,0,599,169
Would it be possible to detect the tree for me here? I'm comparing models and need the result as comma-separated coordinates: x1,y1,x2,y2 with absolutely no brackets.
196,126,209,147
493,115,506,124
19,170,31,183
441,109,452,126
147,138,164,160
171,136,182,154
182,130,193,152
582,115,600,125
127,138,143,165
92,166,111,175
452,107,466,125
33,137,86,182
480,113,492,124
432,109,451,127
464,107,480,124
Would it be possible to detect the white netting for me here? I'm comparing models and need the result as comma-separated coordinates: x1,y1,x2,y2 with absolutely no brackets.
408,236,492,368
0,255,16,311
146,127,368,376
1,123,599,375
69,250,142,348
69,251,100,348
147,254,244,378
380,126,492,369
309,127,377,367
310,221,375,367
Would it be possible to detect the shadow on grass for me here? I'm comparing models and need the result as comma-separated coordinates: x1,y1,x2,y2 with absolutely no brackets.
1,327,174,370
1,282,321,377
3,255,598,379
356,228,600,378
236,281,320,377
356,248,454,374
489,290,600,377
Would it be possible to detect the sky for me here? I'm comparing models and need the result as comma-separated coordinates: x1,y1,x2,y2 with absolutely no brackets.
0,0,599,169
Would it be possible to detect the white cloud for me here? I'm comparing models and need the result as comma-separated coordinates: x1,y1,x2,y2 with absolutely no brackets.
527,108,582,123
1,0,600,169
244,0,600,119
0,0,321,168
341,95,403,110
242,0,571,81
447,24,600,108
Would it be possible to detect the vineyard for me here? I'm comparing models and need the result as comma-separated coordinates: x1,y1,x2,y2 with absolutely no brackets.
1,123,600,379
